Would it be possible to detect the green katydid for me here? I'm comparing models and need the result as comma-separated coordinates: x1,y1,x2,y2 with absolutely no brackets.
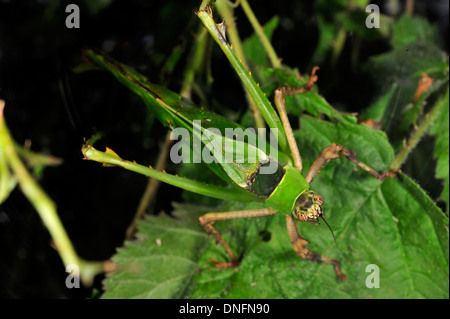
81,4,398,281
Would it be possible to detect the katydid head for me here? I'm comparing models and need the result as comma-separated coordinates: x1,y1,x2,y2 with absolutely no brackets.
294,191,338,246
294,191,324,224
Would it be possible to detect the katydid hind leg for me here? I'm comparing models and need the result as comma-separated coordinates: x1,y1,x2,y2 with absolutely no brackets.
199,208,277,268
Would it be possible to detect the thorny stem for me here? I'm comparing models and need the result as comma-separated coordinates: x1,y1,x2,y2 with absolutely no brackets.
215,0,265,130
130,23,213,239
0,100,107,285
239,0,281,69
126,132,173,240
130,15,249,236
390,87,449,170
82,142,256,202
196,5,289,152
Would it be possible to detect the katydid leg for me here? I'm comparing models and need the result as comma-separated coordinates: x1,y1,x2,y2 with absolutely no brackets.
274,89,303,171
305,143,400,184
199,208,277,268
286,214,347,281
274,67,320,172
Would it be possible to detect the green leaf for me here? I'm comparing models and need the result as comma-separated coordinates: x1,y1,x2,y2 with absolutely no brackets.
102,117,448,299
364,15,449,148
310,0,345,66
85,49,243,135
94,4,448,300
359,83,398,124
102,206,211,298
311,0,389,66
429,90,449,211
260,66,358,123
391,15,439,50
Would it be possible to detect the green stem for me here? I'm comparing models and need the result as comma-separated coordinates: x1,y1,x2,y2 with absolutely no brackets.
196,5,288,153
215,0,265,129
390,87,449,170
215,0,246,67
239,0,281,69
199,0,214,11
0,100,104,285
82,142,256,203
14,141,63,168
126,132,173,240
180,26,209,99
331,27,346,67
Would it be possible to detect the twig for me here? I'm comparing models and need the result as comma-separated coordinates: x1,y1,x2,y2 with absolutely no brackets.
239,0,281,69
126,132,173,240
215,0,266,129
0,100,107,285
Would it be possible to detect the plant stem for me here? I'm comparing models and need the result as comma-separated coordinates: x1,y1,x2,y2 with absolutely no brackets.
390,87,449,170
239,0,281,69
199,0,214,11
196,6,289,152
180,26,209,99
331,27,346,67
82,142,256,202
14,141,63,168
215,0,265,130
405,0,414,16
126,132,173,240
0,100,105,285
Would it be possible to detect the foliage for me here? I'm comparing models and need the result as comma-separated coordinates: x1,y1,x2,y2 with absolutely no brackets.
89,2,448,299
1,0,447,299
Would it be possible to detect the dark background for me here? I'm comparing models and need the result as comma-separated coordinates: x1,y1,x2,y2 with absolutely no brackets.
0,0,448,298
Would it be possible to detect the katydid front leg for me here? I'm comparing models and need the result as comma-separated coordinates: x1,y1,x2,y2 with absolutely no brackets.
199,207,347,280
286,214,347,281
274,67,399,183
